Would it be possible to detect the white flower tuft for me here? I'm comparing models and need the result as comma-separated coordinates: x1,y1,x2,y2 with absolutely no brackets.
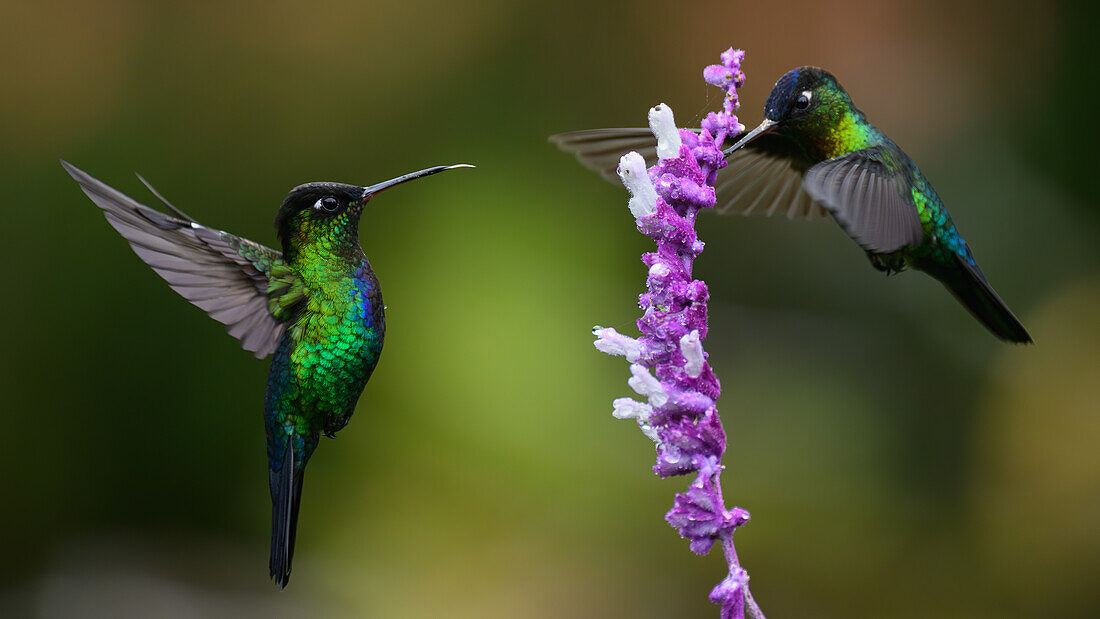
648,262,671,278
628,363,668,408
617,152,658,219
613,398,660,443
612,397,652,422
638,423,660,443
593,327,644,362
648,103,681,160
680,330,705,378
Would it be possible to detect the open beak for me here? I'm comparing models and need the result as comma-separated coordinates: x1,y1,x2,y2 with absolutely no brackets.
361,164,475,200
722,119,778,155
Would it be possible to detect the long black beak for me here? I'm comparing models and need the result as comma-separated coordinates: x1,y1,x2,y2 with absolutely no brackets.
361,164,474,200
722,119,778,155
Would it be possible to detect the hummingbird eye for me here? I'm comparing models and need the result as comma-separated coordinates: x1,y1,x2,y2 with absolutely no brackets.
794,91,812,111
313,197,340,213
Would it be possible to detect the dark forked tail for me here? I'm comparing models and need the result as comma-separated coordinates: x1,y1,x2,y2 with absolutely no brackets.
935,253,1032,344
269,443,304,589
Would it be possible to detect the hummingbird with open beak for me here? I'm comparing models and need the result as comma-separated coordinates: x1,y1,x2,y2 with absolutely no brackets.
553,66,1030,343
63,160,473,587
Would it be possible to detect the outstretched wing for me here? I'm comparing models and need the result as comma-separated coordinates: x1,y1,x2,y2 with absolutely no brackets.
800,147,924,254
63,161,303,358
550,127,826,220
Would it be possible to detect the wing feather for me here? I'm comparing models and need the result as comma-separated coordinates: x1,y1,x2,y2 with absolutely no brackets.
801,147,924,254
551,127,826,221
63,161,297,358
549,129,658,183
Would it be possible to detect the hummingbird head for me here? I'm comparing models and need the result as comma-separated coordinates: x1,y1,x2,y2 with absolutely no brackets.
725,66,857,156
275,182,366,255
274,165,473,257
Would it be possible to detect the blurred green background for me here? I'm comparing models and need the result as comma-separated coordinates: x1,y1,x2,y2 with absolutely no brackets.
2,1,1098,617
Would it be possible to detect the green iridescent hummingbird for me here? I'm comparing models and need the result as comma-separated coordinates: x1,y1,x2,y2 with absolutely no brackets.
62,160,472,588
553,66,1031,343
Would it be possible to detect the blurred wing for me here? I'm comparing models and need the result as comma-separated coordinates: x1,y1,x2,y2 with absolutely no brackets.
63,161,299,358
715,135,825,220
549,128,658,184
801,147,924,254
550,128,826,220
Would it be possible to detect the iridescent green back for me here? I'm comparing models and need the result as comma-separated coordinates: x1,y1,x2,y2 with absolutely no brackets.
812,105,974,268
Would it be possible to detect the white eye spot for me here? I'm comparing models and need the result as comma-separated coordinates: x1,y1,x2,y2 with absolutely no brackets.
313,197,340,212
794,90,812,110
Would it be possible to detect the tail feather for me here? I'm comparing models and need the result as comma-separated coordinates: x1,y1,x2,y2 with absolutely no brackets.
937,254,1032,344
269,443,304,589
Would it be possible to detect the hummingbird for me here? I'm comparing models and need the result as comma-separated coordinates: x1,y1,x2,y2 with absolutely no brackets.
552,66,1031,343
62,160,473,588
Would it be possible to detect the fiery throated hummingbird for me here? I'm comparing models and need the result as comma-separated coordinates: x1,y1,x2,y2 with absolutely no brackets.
553,66,1031,343
63,160,473,588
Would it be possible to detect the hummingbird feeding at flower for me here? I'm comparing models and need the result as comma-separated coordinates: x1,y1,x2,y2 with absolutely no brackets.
62,160,473,588
553,66,1031,343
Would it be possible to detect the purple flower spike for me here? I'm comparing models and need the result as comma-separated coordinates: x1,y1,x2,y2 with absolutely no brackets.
702,47,748,149
593,47,764,619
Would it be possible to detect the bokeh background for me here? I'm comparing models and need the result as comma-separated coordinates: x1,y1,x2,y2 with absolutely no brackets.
2,1,1098,617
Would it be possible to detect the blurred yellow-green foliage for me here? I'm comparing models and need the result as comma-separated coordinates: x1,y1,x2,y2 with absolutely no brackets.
2,1,1098,617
